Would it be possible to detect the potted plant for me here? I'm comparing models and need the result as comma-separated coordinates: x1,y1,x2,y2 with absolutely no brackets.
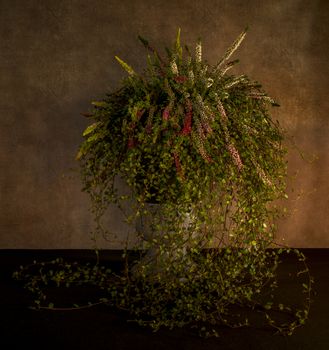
15,28,312,337
74,28,311,335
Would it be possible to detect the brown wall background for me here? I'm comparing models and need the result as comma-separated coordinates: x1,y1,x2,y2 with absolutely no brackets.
0,0,328,248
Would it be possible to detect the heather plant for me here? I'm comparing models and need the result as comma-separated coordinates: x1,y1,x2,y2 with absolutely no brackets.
14,28,312,337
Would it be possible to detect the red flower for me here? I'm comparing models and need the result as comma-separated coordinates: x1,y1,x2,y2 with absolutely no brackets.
130,122,136,130
173,152,185,179
182,115,192,135
127,138,136,149
174,75,188,83
136,109,145,120
146,124,152,134
162,106,170,121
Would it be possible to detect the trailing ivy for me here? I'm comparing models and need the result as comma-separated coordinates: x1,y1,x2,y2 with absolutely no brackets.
14,28,313,337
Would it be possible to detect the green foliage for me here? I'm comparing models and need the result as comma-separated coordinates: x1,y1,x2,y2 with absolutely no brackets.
14,28,312,337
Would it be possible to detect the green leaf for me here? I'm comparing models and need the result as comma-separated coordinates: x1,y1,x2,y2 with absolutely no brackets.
175,28,182,59
91,101,108,108
82,123,100,137
138,35,149,48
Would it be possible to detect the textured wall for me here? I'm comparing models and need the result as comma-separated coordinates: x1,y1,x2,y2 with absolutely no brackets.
0,0,328,248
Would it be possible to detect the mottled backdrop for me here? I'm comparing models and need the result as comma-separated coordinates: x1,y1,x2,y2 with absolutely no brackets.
1,0,328,248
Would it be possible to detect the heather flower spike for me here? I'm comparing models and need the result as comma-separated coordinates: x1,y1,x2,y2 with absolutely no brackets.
227,144,243,171
254,162,273,186
173,151,184,179
224,75,247,89
249,92,277,105
170,60,179,75
115,56,136,75
188,69,194,83
181,100,192,135
214,27,248,73
195,39,202,63
162,106,170,120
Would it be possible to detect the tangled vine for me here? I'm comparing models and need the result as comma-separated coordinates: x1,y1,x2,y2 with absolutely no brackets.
14,28,313,337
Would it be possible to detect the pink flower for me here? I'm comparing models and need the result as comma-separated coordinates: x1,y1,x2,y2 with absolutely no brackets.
136,109,145,120
227,144,243,171
162,106,170,121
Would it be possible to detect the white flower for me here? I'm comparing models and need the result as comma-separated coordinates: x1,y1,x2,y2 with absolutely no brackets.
206,78,214,88
170,60,178,75
195,41,202,62
188,70,194,83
